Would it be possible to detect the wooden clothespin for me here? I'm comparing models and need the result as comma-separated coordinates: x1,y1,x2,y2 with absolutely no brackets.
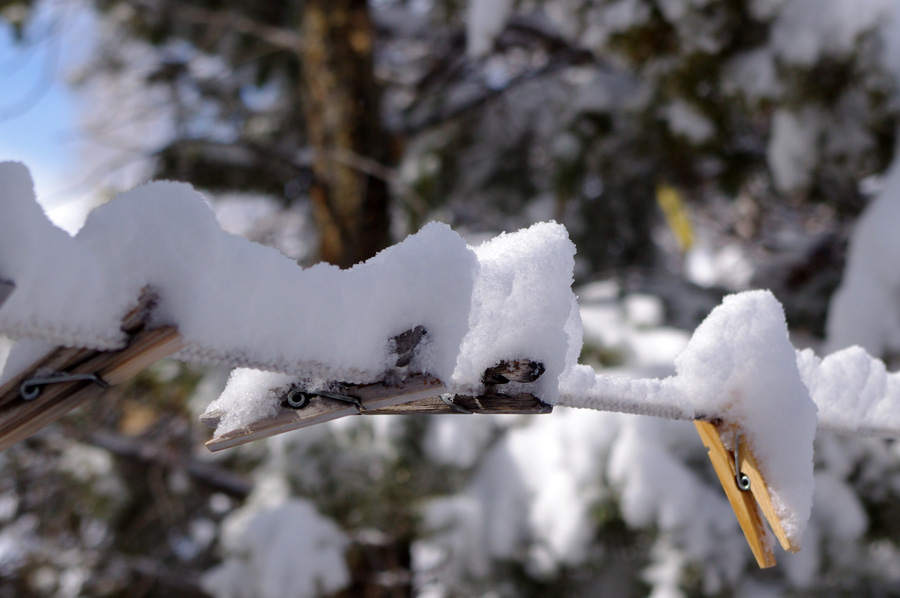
694,420,799,568
0,290,183,450
203,373,448,451
201,324,552,451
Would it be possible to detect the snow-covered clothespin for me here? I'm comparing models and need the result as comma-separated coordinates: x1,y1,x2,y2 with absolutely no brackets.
201,327,552,451
202,373,448,451
0,290,183,450
694,420,799,568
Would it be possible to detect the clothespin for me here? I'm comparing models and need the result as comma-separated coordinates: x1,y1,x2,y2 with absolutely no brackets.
202,373,448,451
0,289,183,450
694,420,799,568
201,325,552,451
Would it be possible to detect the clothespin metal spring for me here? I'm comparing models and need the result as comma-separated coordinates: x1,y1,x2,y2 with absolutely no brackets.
285,387,362,410
734,431,751,492
20,373,109,401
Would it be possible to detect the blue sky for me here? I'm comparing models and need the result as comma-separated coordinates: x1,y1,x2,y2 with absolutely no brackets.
0,3,93,214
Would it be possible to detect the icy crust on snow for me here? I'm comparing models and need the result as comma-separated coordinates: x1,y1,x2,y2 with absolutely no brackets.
560,291,817,547
797,346,900,435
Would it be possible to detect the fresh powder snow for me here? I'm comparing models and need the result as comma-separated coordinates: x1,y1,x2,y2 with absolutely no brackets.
11,160,900,556
0,161,480,384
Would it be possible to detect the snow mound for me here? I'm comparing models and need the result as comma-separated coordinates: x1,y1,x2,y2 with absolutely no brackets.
0,162,481,383
798,346,900,435
450,222,579,403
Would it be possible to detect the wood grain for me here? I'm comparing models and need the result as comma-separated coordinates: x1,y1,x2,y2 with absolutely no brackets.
365,392,552,415
206,373,446,452
0,326,183,451
740,441,799,553
0,289,182,451
694,420,776,568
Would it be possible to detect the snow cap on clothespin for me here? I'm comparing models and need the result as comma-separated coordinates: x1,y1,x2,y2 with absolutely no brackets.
201,329,552,451
672,291,817,566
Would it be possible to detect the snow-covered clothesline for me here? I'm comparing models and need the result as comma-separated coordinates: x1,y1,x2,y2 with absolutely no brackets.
0,160,898,566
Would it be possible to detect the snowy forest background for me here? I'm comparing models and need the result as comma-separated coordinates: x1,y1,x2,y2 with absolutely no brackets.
4,0,900,596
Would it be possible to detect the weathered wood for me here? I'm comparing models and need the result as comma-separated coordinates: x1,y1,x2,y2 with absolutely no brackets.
482,359,545,385
0,326,183,451
365,392,553,415
203,353,552,450
100,326,183,386
0,289,182,451
199,409,223,429
205,373,446,452
0,346,91,409
0,279,13,309
694,420,776,568
391,326,426,368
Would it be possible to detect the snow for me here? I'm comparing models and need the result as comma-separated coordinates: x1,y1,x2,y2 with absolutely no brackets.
0,161,482,384
797,346,900,436
202,497,350,598
450,222,579,402
723,49,782,100
766,108,821,193
466,0,514,58
9,159,900,573
208,370,295,437
684,242,754,290
663,100,715,144
0,162,120,350
826,153,900,356
208,222,578,436
770,0,895,66
1,165,585,401
0,163,586,434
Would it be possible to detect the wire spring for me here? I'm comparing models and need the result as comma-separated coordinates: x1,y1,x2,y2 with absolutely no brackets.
734,431,751,492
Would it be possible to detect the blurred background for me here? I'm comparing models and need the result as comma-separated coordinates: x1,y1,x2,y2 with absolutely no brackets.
2,0,900,596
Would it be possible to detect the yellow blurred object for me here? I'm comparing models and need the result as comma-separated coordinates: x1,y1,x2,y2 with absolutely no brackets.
657,183,694,252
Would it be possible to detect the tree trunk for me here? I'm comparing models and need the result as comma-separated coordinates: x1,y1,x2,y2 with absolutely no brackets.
300,0,391,268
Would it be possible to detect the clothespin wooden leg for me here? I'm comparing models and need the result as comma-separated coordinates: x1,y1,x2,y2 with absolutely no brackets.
0,289,183,450
694,420,776,568
737,438,800,554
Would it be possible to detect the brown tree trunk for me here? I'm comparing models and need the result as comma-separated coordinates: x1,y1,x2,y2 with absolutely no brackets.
300,0,391,268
